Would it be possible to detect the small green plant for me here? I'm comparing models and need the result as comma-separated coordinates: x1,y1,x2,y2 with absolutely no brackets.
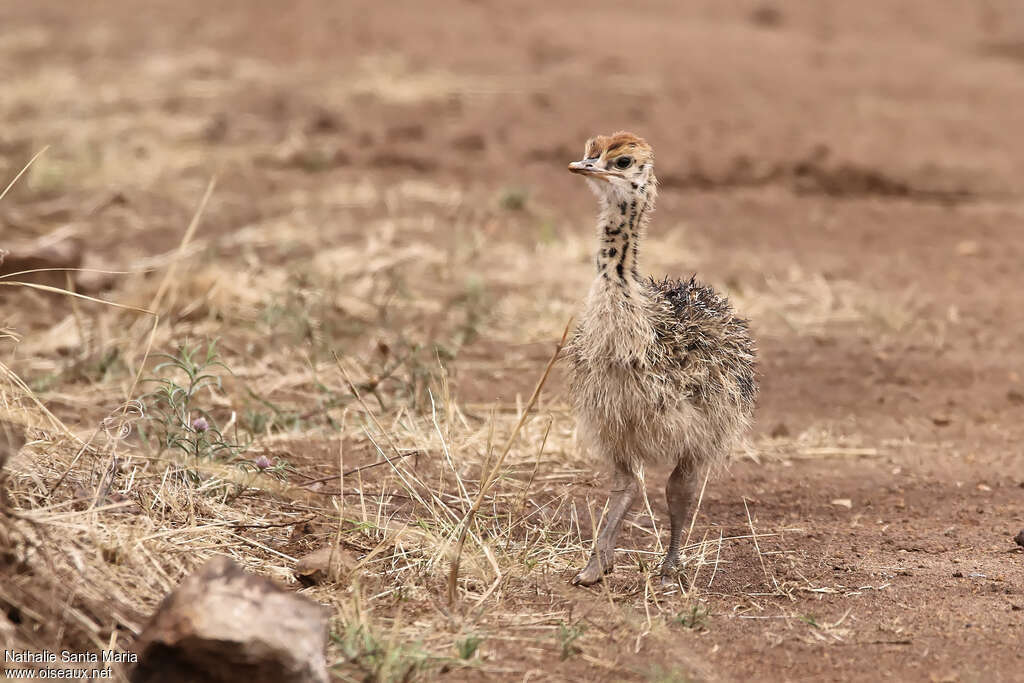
455,635,482,660
243,388,305,434
674,604,710,631
92,347,124,382
29,348,126,392
556,622,585,660
140,340,248,466
260,275,367,354
451,276,489,347
331,622,431,682
498,187,528,211
235,453,295,481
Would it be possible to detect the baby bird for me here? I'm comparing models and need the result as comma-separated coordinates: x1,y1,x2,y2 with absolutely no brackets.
566,132,756,586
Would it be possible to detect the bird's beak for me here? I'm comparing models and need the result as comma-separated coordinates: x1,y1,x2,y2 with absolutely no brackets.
568,159,611,180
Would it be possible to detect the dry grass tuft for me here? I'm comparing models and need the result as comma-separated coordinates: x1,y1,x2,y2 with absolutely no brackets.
0,113,915,680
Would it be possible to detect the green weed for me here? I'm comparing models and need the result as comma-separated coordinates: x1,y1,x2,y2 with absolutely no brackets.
455,635,482,660
498,187,528,211
674,604,710,631
140,340,249,467
330,622,432,682
556,621,585,660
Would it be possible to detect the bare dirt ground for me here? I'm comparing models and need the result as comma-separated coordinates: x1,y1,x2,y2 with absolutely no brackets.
1,1,1023,681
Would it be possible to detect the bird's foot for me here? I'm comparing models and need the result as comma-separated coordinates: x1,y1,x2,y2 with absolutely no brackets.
572,553,613,586
659,554,680,588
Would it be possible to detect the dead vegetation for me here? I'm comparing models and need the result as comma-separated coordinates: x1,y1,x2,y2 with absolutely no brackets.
0,141,909,680
3,2,1023,680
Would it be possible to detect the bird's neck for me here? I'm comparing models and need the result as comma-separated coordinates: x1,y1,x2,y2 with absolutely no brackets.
580,188,657,367
593,190,652,296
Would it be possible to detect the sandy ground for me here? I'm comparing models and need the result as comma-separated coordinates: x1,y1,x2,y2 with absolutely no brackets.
2,1,1023,681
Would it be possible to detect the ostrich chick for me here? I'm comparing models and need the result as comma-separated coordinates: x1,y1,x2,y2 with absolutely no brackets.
566,132,756,586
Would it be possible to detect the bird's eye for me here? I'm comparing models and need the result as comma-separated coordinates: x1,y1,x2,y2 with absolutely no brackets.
615,156,633,169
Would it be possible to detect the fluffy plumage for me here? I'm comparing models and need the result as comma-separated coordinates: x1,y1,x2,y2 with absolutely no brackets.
565,131,757,586
568,274,755,471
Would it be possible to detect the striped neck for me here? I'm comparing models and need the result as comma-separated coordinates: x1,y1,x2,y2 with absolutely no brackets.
594,187,653,295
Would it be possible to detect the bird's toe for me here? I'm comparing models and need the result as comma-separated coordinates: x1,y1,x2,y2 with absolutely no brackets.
572,556,612,586
572,567,603,586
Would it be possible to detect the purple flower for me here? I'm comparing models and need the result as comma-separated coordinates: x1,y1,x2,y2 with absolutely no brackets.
254,455,273,470
191,416,209,433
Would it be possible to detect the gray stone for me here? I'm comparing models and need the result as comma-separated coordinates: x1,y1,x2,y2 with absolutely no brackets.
132,556,329,683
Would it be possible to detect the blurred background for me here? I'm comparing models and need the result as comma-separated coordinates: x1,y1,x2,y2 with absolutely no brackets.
4,0,1023,439
2,1,1023,680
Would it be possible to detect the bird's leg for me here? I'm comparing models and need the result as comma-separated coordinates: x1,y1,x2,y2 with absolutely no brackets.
573,464,640,586
660,461,700,586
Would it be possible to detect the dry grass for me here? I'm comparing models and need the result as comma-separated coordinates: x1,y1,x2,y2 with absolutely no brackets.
0,136,925,680
0,54,930,683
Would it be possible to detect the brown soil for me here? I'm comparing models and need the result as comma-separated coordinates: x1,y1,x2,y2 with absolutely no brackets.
2,1,1023,681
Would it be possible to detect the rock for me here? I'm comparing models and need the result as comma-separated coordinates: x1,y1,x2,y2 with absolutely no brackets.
769,422,790,438
294,545,357,586
1014,529,1024,548
0,235,83,289
132,556,329,683
0,230,116,293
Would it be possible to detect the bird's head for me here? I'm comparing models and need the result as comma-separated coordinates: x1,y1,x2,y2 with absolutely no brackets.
568,131,656,202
